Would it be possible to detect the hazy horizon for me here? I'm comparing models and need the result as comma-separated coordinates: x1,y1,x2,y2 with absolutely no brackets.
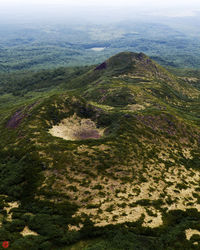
1,0,200,25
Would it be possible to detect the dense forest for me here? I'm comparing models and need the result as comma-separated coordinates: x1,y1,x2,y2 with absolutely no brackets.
1,21,200,74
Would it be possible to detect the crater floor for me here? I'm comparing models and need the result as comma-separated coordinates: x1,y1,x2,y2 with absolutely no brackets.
49,113,105,141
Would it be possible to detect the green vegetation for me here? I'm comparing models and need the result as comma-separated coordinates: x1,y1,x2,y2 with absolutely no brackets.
1,22,200,74
0,52,200,249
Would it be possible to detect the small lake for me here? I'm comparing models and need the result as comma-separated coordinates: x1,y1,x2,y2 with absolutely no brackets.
90,47,105,51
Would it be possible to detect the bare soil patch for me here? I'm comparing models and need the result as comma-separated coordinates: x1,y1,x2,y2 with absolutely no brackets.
49,113,105,141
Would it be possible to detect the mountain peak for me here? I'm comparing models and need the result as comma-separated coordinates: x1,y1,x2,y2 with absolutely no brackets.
94,51,173,81
94,52,146,71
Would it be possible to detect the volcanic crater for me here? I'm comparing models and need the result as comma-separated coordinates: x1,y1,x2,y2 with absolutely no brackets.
48,113,105,141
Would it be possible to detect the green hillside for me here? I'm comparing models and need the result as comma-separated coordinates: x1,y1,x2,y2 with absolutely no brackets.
0,52,200,249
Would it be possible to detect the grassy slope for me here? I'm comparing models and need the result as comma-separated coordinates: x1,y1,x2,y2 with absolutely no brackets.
0,52,200,249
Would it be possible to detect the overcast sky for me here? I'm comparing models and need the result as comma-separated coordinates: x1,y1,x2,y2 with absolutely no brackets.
1,0,200,7
1,0,200,24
